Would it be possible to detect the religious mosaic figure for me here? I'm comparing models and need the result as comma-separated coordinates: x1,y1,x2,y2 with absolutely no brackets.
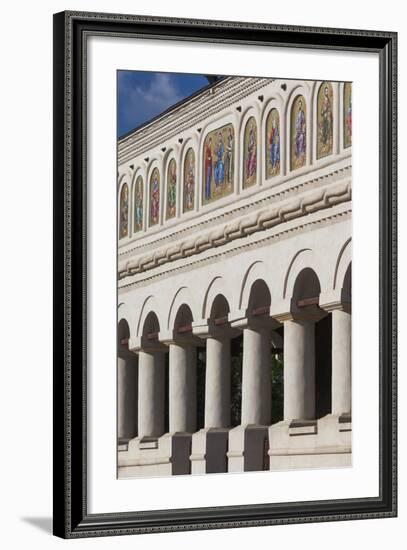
166,159,177,220
224,127,234,185
243,117,257,188
134,176,143,233
119,183,129,239
214,132,225,188
291,95,307,170
266,108,280,178
344,82,352,148
204,137,213,201
317,82,334,159
149,168,160,226
183,148,195,213
202,124,234,205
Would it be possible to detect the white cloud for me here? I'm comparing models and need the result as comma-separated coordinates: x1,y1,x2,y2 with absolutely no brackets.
135,73,182,107
120,73,183,131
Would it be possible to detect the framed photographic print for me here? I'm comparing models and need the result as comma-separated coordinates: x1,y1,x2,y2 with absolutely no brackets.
53,11,397,538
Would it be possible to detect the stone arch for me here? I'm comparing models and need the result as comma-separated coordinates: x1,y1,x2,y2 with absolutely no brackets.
342,263,352,302
129,164,144,196
209,293,230,320
200,115,235,206
132,172,144,234
182,145,196,214
239,261,271,310
172,303,194,334
165,156,177,221
315,81,334,160
261,94,284,181
118,301,135,338
333,238,352,291
202,276,235,319
130,165,146,233
148,165,161,227
167,286,198,330
198,112,236,166
117,317,130,344
285,84,311,172
263,105,282,180
118,181,130,239
292,267,321,303
179,136,193,159
260,92,284,120
283,248,323,300
136,295,161,337
145,157,160,181
241,113,259,189
247,279,272,311
142,310,160,337
118,168,131,190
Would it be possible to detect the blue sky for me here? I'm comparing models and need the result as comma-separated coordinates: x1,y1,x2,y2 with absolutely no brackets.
117,71,214,137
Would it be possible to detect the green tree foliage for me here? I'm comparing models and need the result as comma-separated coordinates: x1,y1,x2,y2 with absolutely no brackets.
195,336,284,429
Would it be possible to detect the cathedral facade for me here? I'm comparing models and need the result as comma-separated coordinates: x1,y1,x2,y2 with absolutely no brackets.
117,76,352,478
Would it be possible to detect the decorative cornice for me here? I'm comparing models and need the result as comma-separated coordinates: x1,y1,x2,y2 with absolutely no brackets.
119,162,351,259
119,208,351,290
118,179,351,280
118,77,272,165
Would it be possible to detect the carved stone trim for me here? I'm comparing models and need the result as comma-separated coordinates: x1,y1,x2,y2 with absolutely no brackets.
119,162,351,258
118,77,272,164
118,180,351,279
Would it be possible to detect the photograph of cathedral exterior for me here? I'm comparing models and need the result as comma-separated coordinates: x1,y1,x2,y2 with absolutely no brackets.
117,73,352,478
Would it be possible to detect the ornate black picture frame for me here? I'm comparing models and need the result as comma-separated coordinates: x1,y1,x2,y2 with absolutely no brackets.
53,10,397,539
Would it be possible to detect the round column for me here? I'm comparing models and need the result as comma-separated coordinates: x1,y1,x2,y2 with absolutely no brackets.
169,344,197,433
284,319,315,420
117,354,138,440
331,309,352,415
204,337,231,428
241,327,271,425
137,350,165,438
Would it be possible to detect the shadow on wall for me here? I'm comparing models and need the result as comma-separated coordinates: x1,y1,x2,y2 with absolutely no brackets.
21,517,52,534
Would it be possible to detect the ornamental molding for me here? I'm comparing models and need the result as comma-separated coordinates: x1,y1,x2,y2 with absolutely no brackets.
119,207,351,291
118,178,351,280
119,161,351,259
118,77,272,165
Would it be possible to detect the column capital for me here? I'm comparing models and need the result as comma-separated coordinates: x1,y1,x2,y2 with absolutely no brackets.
319,289,351,313
129,335,167,353
228,309,279,331
192,319,239,340
118,345,137,359
272,297,327,323
159,329,202,347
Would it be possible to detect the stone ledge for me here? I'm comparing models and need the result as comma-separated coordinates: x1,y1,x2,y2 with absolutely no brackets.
269,445,351,457
119,179,351,279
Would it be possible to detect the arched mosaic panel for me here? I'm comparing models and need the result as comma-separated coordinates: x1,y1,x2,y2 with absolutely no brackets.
317,82,334,159
166,158,177,220
243,117,257,188
291,95,307,171
119,182,129,239
202,123,234,205
265,108,281,179
183,148,195,213
149,168,160,226
133,175,143,233
343,82,352,148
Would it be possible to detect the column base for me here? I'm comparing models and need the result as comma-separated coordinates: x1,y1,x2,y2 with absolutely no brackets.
117,432,192,478
268,414,352,471
190,428,229,474
227,424,269,473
